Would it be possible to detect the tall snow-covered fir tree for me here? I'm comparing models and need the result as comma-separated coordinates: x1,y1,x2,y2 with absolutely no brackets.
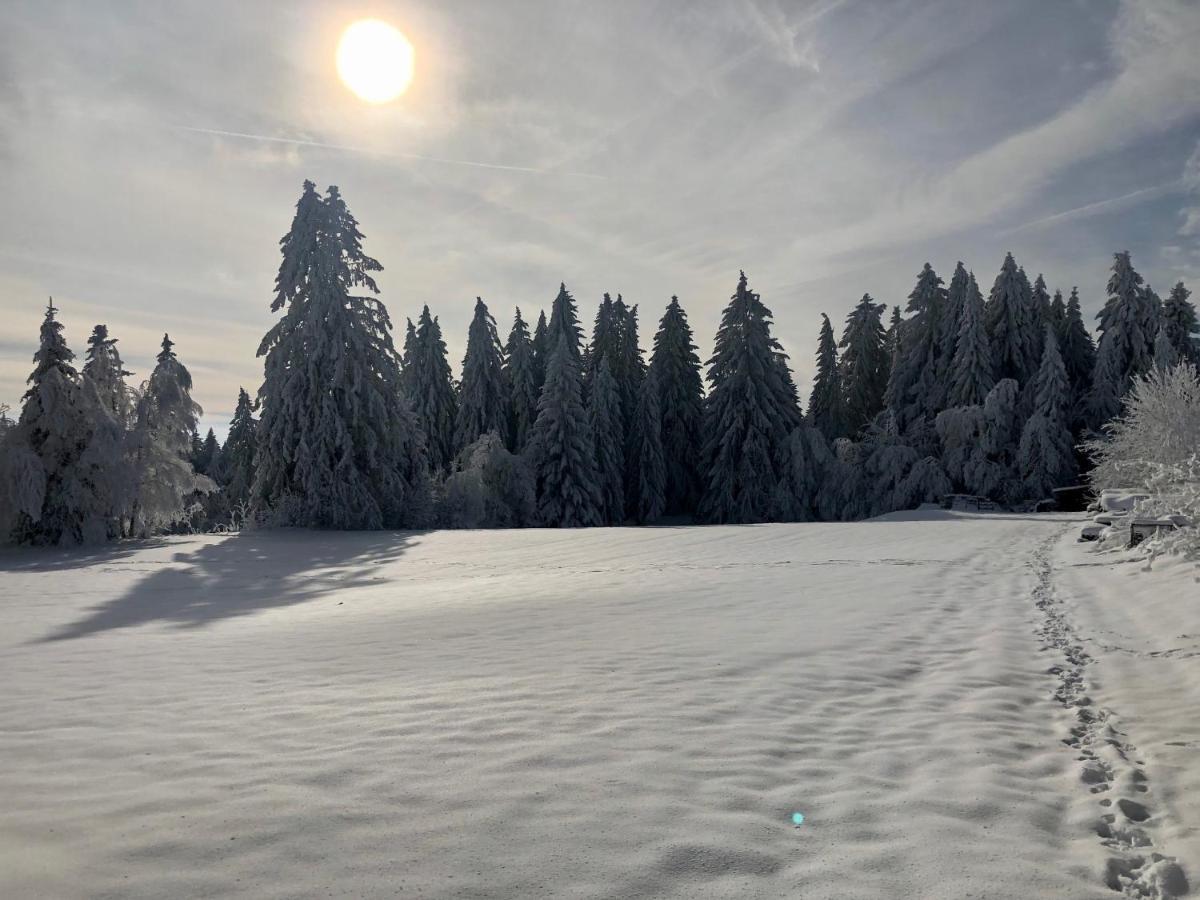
193,428,220,477
222,387,257,509
1089,251,1158,421
531,309,549,394
588,356,625,525
611,295,646,429
1028,273,1052,362
455,297,507,452
1018,325,1077,498
807,313,844,440
254,182,426,528
547,283,584,359
5,301,124,544
629,365,666,524
1162,281,1198,364
649,295,704,516
940,262,971,380
528,334,601,527
838,293,888,437
985,252,1036,386
1058,287,1096,430
1153,321,1179,371
129,334,211,536
1048,289,1067,336
586,293,619,388
406,305,458,472
81,323,134,427
502,307,539,452
948,271,995,408
698,272,802,524
888,263,947,427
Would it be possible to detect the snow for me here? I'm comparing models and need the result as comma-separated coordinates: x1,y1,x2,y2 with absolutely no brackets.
0,512,1195,898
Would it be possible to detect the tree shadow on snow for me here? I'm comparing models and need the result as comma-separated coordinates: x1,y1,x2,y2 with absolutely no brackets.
0,538,174,573
33,529,426,643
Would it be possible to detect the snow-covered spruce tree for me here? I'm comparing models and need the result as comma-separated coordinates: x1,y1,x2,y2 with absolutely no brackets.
838,294,888,437
221,387,257,510
406,305,457,472
1153,321,1179,371
127,335,213,536
612,295,647,424
979,377,1024,504
588,357,626,525
1048,289,1067,337
82,324,135,428
586,293,618,388
649,295,704,516
192,428,220,477
1028,273,1052,362
1087,331,1125,430
531,309,549,394
1093,251,1158,402
630,365,666,524
547,282,584,359
502,307,539,452
860,415,920,515
888,263,947,428
896,456,953,510
948,271,995,408
5,301,124,544
940,262,971,381
1018,325,1077,500
774,425,832,521
528,334,602,527
807,313,845,441
400,318,417,386
440,432,537,529
936,405,990,495
455,297,507,453
1058,287,1096,431
698,272,802,523
1162,281,1198,364
985,252,1036,386
254,182,426,528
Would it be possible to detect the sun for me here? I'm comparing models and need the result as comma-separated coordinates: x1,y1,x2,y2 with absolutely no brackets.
336,19,414,104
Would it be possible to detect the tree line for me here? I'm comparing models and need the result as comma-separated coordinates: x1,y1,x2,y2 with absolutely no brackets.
1,180,1197,543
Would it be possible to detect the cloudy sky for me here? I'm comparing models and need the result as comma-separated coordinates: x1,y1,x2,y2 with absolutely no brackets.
2,0,1199,437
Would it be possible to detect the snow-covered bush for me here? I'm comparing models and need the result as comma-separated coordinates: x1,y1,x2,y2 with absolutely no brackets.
1085,363,1200,558
440,432,537,529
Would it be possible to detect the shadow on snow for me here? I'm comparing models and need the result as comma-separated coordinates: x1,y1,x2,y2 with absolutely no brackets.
32,528,425,643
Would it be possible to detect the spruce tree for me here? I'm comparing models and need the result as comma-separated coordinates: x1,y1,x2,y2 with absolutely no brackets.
547,283,584,359
889,263,947,426
948,271,995,407
838,294,888,437
588,357,625,525
1094,251,1157,398
129,334,210,535
1059,287,1096,430
194,428,220,477
1048,289,1067,337
528,334,601,527
587,293,619,385
985,252,1036,386
531,309,549,394
407,305,458,472
455,297,507,452
1018,325,1077,498
649,296,704,516
502,307,539,452
807,313,844,440
1029,273,1051,362
254,182,426,528
400,318,417,390
222,387,257,509
630,366,666,524
940,262,971,380
1162,281,1198,364
8,300,122,544
82,324,134,427
1154,321,1179,371
1087,332,1124,429
698,272,801,523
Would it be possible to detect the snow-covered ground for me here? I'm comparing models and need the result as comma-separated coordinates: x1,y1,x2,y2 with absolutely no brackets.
0,512,1193,899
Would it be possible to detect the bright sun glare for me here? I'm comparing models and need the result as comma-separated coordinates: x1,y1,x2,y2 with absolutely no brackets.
336,19,414,104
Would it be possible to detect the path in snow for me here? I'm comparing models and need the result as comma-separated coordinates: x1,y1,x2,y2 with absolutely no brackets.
0,512,1190,898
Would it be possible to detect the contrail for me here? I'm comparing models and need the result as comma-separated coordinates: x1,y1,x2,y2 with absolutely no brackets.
999,179,1184,236
173,124,607,179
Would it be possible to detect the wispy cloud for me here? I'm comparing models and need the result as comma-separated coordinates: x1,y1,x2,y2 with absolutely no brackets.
999,180,1185,236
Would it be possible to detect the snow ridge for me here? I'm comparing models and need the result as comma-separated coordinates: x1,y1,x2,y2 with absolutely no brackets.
1032,537,1189,897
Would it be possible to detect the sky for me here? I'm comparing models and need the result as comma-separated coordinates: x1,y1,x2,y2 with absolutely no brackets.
2,0,1199,439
